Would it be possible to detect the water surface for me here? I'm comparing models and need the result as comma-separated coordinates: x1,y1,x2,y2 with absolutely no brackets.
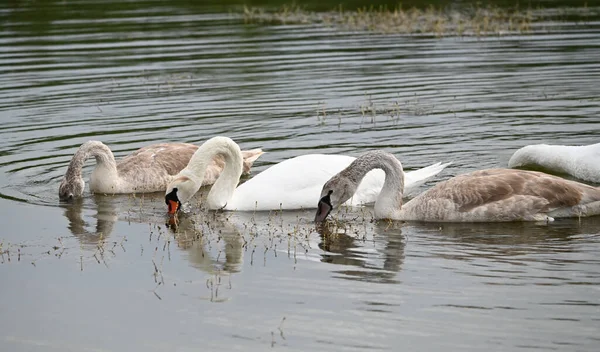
1,0,599,351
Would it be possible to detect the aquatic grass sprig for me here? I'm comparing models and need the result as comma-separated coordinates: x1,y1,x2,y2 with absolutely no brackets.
243,3,310,25
240,2,593,37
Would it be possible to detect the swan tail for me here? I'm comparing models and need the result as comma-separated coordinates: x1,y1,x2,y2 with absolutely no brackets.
404,162,452,195
241,149,265,174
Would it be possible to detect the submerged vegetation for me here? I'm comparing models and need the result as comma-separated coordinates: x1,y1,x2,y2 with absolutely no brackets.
241,2,596,36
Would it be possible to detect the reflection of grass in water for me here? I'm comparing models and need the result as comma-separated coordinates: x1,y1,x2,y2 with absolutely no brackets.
5,233,128,270
0,241,19,264
9,192,381,299
242,3,594,36
317,93,436,127
97,71,195,103
168,203,318,268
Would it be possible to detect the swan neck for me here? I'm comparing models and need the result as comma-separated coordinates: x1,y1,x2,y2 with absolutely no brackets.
343,151,405,217
373,155,405,218
66,141,117,178
512,145,575,172
184,137,244,209
89,144,118,173
65,147,88,179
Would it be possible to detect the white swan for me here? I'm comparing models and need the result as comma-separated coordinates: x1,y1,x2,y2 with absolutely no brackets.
164,136,450,214
508,143,600,183
58,140,263,200
315,150,600,222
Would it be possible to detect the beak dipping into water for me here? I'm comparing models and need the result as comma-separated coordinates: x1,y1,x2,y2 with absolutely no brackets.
167,213,179,229
314,190,333,223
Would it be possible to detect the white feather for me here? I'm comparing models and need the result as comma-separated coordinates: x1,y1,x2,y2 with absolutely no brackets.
508,143,600,183
227,154,450,210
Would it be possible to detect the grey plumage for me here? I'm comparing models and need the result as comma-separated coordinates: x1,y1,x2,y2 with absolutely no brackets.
318,150,600,222
58,140,262,199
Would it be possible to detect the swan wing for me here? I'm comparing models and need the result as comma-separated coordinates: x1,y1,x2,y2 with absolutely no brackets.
117,143,198,177
508,143,600,183
404,168,600,221
573,143,600,183
349,161,451,205
445,169,588,208
240,149,264,174
403,161,452,196
228,154,451,210
228,154,356,210
118,143,263,188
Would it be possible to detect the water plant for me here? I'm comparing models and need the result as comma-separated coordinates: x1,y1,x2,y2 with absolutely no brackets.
240,2,596,37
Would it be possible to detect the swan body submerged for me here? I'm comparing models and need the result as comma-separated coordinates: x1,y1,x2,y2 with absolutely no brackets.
58,140,263,199
165,137,450,213
316,150,600,222
508,143,600,183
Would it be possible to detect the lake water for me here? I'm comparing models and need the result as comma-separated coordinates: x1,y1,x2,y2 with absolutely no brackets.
1,0,600,351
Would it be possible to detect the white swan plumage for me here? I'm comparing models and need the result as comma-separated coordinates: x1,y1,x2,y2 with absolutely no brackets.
508,143,600,183
164,137,450,213
58,140,263,200
316,150,600,222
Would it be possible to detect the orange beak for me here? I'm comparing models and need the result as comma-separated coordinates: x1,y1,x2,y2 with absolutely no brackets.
167,199,179,215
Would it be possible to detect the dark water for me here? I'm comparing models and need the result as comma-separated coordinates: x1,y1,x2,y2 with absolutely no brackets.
1,0,600,351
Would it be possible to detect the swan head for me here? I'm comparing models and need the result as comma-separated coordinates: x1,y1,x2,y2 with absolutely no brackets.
315,190,333,223
165,176,199,214
315,175,358,223
59,175,85,200
508,144,550,168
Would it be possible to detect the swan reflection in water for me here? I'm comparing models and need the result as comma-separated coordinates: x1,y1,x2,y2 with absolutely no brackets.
60,194,119,246
59,192,246,274
166,212,245,273
60,192,600,284
411,218,600,260
314,217,406,284
314,208,600,282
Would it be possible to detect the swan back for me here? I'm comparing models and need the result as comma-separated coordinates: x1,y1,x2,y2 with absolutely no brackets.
228,154,361,210
401,168,600,222
508,143,600,183
227,153,449,211
61,140,263,200
117,143,197,178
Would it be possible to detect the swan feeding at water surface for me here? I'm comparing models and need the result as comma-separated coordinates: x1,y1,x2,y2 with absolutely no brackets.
315,150,600,223
58,140,263,200
508,142,600,183
164,136,450,214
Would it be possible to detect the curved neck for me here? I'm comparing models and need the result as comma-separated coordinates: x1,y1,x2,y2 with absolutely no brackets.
65,141,117,179
182,137,244,209
524,145,577,174
343,151,405,217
